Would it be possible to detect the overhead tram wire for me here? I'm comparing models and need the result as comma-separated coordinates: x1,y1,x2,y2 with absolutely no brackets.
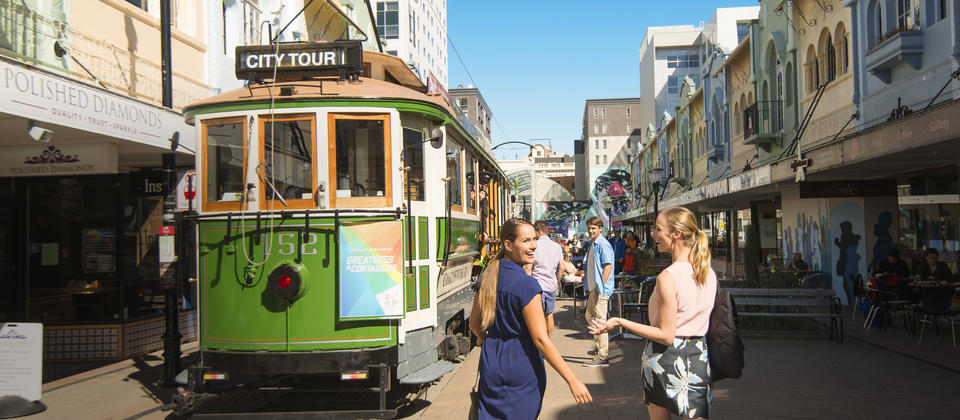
238,1,317,267
422,0,512,143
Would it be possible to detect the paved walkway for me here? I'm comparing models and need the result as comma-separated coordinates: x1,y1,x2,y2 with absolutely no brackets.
412,300,960,419
23,300,960,419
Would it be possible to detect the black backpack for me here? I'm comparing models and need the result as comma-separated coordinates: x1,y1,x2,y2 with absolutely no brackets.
706,287,745,381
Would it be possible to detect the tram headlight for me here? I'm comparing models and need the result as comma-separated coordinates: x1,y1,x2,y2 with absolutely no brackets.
267,262,308,301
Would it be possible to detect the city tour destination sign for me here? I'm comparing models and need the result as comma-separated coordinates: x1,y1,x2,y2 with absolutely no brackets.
235,41,363,81
0,58,194,151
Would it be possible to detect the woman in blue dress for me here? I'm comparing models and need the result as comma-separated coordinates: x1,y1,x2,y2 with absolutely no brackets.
469,218,592,419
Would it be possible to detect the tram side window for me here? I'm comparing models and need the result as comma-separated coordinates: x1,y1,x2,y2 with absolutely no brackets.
402,128,425,201
331,114,392,208
465,153,476,212
203,118,245,210
446,141,462,210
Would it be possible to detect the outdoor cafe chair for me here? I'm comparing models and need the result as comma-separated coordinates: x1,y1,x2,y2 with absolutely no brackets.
915,285,959,345
851,274,870,321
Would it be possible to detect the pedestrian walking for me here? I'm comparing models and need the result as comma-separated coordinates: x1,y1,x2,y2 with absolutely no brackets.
532,220,565,337
582,216,615,367
613,230,626,275
469,218,592,419
589,207,717,419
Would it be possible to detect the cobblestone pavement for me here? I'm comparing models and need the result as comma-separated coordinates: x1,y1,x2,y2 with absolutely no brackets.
27,300,960,419
412,300,960,419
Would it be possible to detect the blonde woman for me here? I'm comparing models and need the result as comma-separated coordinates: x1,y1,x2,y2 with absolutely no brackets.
589,207,717,419
469,218,592,419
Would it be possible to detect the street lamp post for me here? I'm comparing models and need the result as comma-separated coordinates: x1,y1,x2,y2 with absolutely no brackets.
648,167,664,248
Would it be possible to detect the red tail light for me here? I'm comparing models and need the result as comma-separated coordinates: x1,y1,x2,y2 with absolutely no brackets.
267,263,307,300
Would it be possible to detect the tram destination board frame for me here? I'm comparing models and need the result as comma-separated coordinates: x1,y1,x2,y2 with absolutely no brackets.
235,40,363,82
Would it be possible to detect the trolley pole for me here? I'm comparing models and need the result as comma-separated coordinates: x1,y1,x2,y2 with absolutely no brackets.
160,153,181,387
159,0,180,387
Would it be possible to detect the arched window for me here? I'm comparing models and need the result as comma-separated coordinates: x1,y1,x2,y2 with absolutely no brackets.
734,102,741,135
868,0,884,47
825,34,836,83
806,45,819,92
835,22,849,75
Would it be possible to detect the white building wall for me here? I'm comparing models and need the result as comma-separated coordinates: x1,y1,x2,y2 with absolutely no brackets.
375,0,448,88
637,26,701,143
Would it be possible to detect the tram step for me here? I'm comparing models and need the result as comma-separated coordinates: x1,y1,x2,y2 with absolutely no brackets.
398,360,454,385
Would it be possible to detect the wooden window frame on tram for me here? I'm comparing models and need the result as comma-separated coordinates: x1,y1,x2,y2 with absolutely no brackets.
258,113,318,210
465,152,477,216
327,112,393,209
447,141,463,214
201,116,247,213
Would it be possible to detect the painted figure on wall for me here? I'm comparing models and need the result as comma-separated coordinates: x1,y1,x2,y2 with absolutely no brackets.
809,216,823,271
867,211,895,274
834,221,861,305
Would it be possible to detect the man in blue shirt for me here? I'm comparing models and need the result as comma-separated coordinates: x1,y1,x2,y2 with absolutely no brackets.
612,230,626,275
583,216,614,367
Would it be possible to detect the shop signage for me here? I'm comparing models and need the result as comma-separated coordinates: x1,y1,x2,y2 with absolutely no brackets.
0,58,194,151
235,41,363,81
799,180,897,198
728,165,771,193
175,170,197,211
338,220,404,320
1,143,117,176
82,228,115,273
0,323,42,402
130,169,166,196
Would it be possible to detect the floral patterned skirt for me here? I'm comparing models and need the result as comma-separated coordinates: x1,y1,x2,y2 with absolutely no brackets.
642,337,713,419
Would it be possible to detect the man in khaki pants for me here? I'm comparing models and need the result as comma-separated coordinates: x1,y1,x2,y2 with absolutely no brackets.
582,216,614,367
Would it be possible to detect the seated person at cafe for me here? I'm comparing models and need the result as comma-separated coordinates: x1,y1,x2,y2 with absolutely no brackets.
916,247,953,283
873,249,911,281
786,252,809,271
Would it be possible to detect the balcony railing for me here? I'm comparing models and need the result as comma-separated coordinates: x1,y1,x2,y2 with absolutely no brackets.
742,101,781,145
0,0,210,110
866,26,923,84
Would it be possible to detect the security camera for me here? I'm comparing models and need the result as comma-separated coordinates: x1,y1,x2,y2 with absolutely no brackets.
28,123,54,142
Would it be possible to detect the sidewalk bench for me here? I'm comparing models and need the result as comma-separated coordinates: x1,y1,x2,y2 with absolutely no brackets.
728,288,844,344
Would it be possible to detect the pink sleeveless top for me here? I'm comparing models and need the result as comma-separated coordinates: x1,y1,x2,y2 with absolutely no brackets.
648,262,717,337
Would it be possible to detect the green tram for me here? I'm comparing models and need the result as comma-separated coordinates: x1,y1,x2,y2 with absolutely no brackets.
174,41,507,416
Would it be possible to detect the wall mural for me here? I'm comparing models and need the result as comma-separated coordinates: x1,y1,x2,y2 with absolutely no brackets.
542,201,593,235
868,211,895,274
582,168,633,231
783,212,827,273
830,201,866,305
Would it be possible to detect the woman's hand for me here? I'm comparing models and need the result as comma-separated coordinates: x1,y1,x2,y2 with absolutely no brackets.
587,318,618,335
568,378,592,404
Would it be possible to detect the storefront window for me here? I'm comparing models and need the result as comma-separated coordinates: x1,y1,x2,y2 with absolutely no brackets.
402,128,425,201
261,115,316,208
446,140,462,210
203,118,246,211
23,176,123,323
329,114,392,208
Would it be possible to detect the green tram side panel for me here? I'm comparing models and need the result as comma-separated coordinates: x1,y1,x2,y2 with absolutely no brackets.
199,217,397,352
436,217,480,261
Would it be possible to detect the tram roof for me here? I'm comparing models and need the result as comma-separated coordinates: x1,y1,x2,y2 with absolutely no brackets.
183,76,505,178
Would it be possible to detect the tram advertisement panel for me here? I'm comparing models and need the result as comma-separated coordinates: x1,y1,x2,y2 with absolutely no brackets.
338,221,404,319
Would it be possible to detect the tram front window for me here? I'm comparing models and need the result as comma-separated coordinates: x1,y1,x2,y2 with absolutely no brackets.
203,118,245,210
261,115,316,207
330,114,392,208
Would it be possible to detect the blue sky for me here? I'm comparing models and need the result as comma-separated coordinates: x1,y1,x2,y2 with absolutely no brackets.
446,0,757,160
